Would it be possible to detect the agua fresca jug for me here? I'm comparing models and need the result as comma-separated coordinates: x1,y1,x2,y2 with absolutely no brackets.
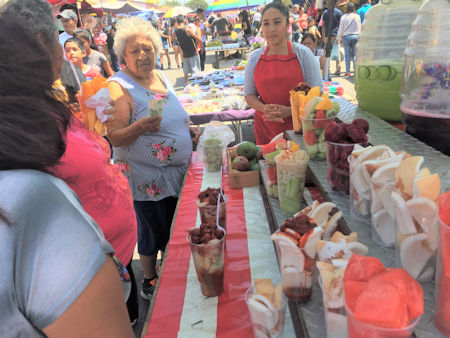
401,0,450,155
355,0,423,121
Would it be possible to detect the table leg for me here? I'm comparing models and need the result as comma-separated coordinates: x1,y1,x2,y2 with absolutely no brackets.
215,51,219,69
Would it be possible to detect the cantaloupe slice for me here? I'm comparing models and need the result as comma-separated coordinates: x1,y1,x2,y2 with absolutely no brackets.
315,97,333,111
394,156,424,200
413,173,440,202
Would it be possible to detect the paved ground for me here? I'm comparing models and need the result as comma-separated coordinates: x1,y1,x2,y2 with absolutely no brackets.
131,48,357,337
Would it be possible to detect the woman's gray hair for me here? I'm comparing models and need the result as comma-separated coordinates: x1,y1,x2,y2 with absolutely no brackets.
1,0,58,47
114,17,162,64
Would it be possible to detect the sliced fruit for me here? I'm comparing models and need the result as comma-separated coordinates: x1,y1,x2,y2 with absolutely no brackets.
371,162,401,186
315,98,333,111
310,202,336,228
399,233,432,280
271,231,299,248
394,156,424,200
323,211,343,240
344,280,367,313
376,182,396,220
330,231,357,243
247,294,279,329
406,197,437,234
303,227,323,259
371,209,396,247
317,239,349,261
413,173,440,202
344,254,385,283
391,191,417,235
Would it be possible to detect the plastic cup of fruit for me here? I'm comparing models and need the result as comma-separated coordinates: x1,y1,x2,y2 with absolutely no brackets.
245,285,287,338
201,141,225,172
435,214,450,336
326,141,355,194
274,156,309,215
265,156,278,198
348,156,371,222
301,115,336,161
345,302,421,338
318,276,347,338
197,195,227,230
188,230,226,297
273,232,316,302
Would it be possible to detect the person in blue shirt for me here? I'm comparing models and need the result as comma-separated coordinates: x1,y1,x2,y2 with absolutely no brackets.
357,0,372,24
321,6,343,75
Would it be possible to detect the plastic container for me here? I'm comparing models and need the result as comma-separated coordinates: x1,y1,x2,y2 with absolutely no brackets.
265,156,278,199
345,302,421,337
318,276,348,338
196,195,227,229
188,230,226,297
434,213,450,336
274,156,309,214
326,142,356,194
400,0,450,155
201,140,226,172
348,156,371,221
301,115,336,160
355,0,423,121
245,284,287,338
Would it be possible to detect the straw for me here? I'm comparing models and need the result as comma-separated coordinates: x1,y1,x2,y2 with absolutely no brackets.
216,193,221,227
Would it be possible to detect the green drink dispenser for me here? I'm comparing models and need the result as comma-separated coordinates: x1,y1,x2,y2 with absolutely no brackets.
401,0,450,156
355,0,423,121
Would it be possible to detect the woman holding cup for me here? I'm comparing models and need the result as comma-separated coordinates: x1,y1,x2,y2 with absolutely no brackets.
107,17,201,300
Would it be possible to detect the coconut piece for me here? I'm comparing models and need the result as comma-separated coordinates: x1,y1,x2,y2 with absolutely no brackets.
304,227,323,259
394,156,424,200
370,184,383,215
406,197,437,234
248,294,279,329
271,231,299,248
352,163,371,200
371,162,401,186
413,173,440,202
371,209,396,247
400,233,433,280
391,191,417,235
332,258,349,269
376,182,396,220
356,145,393,164
348,242,369,256
330,231,357,243
323,211,343,240
318,239,350,262
310,202,336,228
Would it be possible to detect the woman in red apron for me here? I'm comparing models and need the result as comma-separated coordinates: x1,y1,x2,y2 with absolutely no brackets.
244,1,323,144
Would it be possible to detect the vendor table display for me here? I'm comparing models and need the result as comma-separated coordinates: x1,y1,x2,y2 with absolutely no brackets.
142,96,449,337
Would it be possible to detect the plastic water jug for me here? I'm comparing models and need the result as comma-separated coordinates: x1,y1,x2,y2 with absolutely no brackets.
355,0,423,121
401,0,450,155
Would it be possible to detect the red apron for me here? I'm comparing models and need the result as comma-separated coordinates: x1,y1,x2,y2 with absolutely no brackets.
253,41,304,144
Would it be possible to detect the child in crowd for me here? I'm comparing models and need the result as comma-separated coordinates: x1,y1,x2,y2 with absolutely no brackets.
64,37,101,81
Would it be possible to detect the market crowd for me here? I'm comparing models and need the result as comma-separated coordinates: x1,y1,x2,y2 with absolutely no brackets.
1,0,371,336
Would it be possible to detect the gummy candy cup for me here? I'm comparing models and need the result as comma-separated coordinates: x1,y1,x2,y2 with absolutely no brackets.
326,141,356,194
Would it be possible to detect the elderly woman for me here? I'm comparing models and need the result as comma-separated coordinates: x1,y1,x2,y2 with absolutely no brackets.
0,0,133,336
107,17,200,300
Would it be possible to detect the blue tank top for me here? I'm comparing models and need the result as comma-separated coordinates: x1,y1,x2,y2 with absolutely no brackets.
110,70,192,201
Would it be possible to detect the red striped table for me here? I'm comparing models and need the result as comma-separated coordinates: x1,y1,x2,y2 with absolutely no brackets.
142,154,296,337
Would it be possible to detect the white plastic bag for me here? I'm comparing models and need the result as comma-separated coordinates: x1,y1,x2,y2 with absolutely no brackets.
84,88,111,122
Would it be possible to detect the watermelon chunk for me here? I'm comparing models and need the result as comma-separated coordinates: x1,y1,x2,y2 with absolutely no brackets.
435,273,450,333
345,280,367,313
266,166,277,182
344,254,385,283
439,192,450,277
368,269,423,321
304,130,318,146
354,283,410,329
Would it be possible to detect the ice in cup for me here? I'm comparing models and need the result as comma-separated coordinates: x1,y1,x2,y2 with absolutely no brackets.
271,213,321,302
188,223,225,297
245,280,286,338
196,188,227,229
434,192,450,336
200,136,225,172
344,254,423,338
274,147,309,215
392,156,440,282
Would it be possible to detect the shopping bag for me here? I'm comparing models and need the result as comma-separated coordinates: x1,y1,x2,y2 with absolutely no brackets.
331,41,339,61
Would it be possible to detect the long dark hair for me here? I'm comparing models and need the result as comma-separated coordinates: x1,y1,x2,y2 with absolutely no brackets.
0,15,71,172
262,1,289,24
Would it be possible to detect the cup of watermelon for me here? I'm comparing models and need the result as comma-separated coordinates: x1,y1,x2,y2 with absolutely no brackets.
434,192,450,336
301,97,339,160
344,255,423,338
264,150,282,198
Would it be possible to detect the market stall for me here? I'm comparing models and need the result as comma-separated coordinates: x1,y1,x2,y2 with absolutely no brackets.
142,95,449,337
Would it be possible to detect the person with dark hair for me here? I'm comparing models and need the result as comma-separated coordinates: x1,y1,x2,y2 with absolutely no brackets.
0,0,134,336
64,37,102,80
321,5,343,75
57,9,78,48
197,7,208,71
169,19,182,68
73,28,114,78
211,12,230,37
107,26,120,72
239,10,253,45
175,14,201,84
302,33,326,75
244,1,323,144
357,0,372,24
337,2,361,77
306,16,322,43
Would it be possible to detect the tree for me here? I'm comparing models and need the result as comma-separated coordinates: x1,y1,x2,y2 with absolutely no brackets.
186,0,208,10
165,0,181,7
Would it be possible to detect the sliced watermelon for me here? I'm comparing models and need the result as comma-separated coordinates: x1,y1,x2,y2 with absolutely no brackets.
304,130,318,146
436,273,450,330
439,191,450,226
266,166,277,182
344,254,385,283
368,268,423,321
439,192,450,277
354,283,410,329
345,280,367,313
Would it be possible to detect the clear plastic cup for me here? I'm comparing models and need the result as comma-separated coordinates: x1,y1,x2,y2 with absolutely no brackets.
201,141,225,172
318,276,348,338
434,214,450,336
345,302,421,338
348,156,371,221
301,115,336,161
196,195,227,229
245,284,287,338
272,232,316,302
275,156,309,215
326,142,355,194
188,230,225,297
265,156,278,199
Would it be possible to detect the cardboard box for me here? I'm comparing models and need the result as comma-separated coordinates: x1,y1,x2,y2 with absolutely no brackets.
227,149,260,189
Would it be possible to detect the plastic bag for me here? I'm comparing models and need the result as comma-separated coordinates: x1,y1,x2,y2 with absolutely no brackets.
199,121,235,146
197,121,235,170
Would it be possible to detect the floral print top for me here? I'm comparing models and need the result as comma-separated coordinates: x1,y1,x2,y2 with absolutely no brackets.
110,71,192,201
